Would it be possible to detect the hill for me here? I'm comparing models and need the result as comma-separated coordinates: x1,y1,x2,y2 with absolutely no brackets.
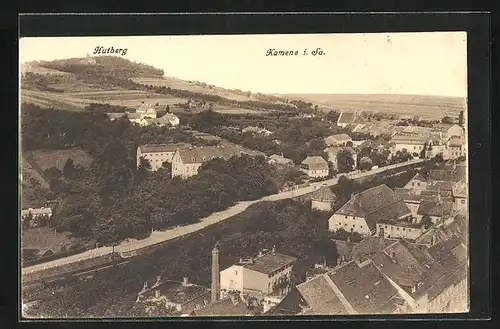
281,93,466,120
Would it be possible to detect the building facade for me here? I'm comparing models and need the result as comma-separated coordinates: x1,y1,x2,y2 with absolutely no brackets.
300,156,329,178
137,143,191,171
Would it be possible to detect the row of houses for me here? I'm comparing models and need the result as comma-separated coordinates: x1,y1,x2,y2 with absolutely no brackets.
328,160,467,241
107,102,180,127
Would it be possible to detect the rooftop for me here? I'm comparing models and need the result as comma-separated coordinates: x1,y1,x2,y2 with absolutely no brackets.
350,236,396,264
296,275,347,315
416,214,468,246
309,186,336,202
138,143,191,154
242,252,297,275
417,200,454,217
324,134,352,146
335,185,412,230
192,295,252,316
337,112,356,124
178,145,241,164
327,261,401,314
301,156,328,166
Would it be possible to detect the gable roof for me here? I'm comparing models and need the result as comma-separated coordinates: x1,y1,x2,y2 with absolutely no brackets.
327,261,402,314
138,143,191,154
296,275,347,315
429,168,465,183
415,214,468,246
350,236,396,264
417,200,454,217
337,112,356,124
268,154,293,164
301,156,328,166
106,112,126,120
177,145,241,164
335,185,412,230
243,252,297,275
309,186,336,202
325,134,352,146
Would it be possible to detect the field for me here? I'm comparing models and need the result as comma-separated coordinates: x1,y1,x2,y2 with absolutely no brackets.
22,227,76,252
21,89,185,111
25,148,94,172
132,77,254,102
282,94,466,120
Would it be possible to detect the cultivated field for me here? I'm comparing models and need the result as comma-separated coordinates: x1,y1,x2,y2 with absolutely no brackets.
282,94,466,120
132,77,254,102
25,148,94,172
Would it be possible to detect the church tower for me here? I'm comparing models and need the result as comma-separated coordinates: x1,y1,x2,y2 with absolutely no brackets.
211,244,220,303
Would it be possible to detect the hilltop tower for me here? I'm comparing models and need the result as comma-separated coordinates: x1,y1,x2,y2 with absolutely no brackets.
211,244,220,303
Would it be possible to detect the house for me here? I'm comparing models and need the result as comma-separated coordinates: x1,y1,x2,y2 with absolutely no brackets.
309,186,336,211
219,248,297,297
324,134,352,147
136,277,212,315
446,136,465,159
428,162,466,183
370,238,468,313
328,184,412,236
390,134,431,155
268,154,293,166
416,197,455,224
416,213,468,247
452,182,467,213
292,261,409,315
156,113,180,127
336,112,357,128
21,207,53,228
300,156,329,178
137,143,191,171
171,145,241,179
136,102,159,116
403,173,428,195
323,147,357,172
375,219,426,240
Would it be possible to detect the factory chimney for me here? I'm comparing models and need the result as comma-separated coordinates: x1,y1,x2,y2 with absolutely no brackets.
211,244,220,303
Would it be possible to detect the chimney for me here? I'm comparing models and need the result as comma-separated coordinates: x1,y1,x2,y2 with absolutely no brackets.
453,160,457,171
258,251,263,257
155,290,160,298
183,277,189,286
211,244,220,303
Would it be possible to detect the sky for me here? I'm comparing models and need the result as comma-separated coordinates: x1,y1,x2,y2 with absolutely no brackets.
19,32,468,97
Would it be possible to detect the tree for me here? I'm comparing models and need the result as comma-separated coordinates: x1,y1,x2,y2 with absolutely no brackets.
441,116,455,124
420,142,428,159
336,150,355,173
63,157,75,178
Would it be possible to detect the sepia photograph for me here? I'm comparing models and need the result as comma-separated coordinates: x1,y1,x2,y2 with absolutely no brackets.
20,32,469,318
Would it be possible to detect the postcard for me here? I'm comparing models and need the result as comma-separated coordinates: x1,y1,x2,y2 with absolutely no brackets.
20,31,468,318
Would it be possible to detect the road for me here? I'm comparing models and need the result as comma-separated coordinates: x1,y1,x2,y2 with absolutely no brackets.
22,158,424,276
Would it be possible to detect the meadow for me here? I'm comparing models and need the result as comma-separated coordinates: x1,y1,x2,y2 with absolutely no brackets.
282,93,466,120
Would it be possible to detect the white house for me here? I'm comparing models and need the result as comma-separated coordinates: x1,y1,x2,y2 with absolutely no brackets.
137,143,191,171
390,134,431,156
220,249,297,298
328,184,412,236
300,156,329,178
403,173,428,195
324,134,352,147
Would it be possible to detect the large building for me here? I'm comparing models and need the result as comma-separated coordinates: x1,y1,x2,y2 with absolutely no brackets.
219,248,297,298
324,134,352,147
300,156,329,178
336,112,357,128
137,143,191,171
390,134,432,156
328,184,412,236
171,145,242,179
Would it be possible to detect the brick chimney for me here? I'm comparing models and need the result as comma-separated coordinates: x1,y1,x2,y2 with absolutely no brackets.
211,244,220,303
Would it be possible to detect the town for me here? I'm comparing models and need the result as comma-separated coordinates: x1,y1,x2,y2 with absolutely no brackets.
20,50,468,317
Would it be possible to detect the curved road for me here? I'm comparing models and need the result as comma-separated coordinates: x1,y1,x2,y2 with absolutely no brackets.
23,159,424,276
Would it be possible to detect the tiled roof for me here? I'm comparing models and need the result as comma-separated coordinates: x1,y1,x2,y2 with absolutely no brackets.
369,240,447,298
309,186,336,202
178,145,241,164
302,156,328,166
416,214,468,246
143,280,210,305
350,236,396,264
138,143,191,154
336,185,412,230
327,261,401,314
452,182,467,198
426,181,456,192
324,134,352,146
337,112,356,124
243,252,297,275
296,275,347,315
417,200,454,217
429,168,465,182
157,113,179,124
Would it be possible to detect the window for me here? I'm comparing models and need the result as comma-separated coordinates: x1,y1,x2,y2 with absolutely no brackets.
461,200,466,204
353,224,356,228
345,216,348,219
417,182,421,186
234,270,238,276
396,227,399,230
403,228,405,231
